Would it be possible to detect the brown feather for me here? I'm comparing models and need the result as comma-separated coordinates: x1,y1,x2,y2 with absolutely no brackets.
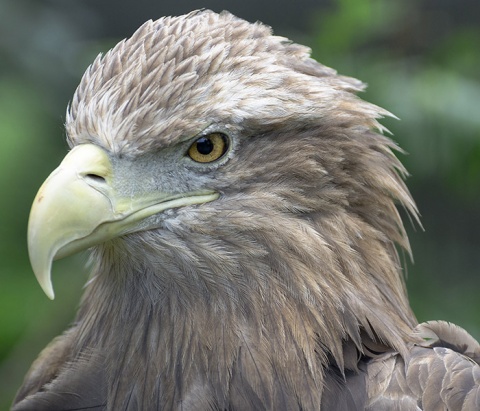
366,321,480,410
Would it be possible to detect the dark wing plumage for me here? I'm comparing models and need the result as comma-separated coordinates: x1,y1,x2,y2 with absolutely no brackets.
364,321,480,411
12,328,106,411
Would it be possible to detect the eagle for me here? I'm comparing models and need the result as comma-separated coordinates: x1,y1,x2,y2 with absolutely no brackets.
13,10,479,411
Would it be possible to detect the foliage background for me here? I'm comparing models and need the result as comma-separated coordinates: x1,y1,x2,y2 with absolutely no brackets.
0,0,479,407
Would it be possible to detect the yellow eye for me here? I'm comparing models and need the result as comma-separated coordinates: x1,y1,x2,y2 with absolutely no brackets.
187,133,228,163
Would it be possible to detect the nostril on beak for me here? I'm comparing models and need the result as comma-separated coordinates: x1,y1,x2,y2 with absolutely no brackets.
85,173,107,184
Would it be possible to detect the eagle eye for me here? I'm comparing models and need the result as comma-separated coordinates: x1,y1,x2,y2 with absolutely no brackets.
187,133,228,163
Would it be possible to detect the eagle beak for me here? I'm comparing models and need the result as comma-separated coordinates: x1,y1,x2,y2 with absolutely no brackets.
27,144,218,299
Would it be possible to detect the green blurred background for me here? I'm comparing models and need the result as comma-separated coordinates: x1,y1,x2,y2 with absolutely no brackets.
0,0,479,407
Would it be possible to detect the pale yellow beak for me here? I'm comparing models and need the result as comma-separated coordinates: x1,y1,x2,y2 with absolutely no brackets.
27,144,218,299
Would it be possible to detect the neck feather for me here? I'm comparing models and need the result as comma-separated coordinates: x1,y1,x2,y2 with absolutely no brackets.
73,200,416,408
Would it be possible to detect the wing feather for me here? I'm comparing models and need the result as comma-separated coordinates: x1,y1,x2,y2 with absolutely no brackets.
365,321,480,410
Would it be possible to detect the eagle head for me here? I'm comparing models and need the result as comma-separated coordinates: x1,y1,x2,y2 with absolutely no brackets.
25,10,420,409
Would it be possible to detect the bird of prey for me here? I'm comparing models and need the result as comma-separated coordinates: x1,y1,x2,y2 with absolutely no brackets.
13,9,479,411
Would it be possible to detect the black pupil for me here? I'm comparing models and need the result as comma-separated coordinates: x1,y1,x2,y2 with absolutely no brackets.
196,137,214,155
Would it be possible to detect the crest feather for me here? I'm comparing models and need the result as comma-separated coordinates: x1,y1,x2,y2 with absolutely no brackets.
66,10,390,154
